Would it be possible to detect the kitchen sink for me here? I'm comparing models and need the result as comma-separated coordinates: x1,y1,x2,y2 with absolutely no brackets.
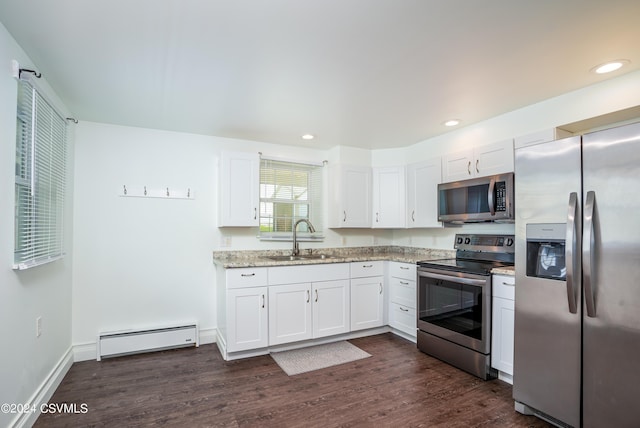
266,254,334,261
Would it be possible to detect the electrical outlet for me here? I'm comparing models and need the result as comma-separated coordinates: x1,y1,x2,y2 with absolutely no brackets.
36,317,42,337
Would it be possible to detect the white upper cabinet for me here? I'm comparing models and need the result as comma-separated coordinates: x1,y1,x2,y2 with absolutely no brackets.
218,151,260,227
406,158,442,228
442,139,514,183
329,165,372,228
372,166,406,228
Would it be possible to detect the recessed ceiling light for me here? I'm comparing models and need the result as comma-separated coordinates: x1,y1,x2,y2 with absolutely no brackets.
443,119,461,127
592,59,630,74
301,134,314,140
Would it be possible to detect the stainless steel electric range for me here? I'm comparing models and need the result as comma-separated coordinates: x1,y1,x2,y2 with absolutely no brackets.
416,234,514,379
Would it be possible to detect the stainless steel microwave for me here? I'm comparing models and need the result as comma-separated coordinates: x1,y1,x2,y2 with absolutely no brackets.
438,172,514,223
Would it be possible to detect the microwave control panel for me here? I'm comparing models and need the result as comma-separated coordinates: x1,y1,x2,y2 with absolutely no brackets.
495,181,507,211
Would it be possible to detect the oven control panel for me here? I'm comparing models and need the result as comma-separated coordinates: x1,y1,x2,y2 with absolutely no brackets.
454,234,515,253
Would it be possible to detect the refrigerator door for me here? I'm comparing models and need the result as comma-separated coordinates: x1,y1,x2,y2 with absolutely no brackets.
582,122,640,428
513,136,581,427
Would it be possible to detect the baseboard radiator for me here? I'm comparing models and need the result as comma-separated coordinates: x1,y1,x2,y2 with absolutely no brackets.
97,323,199,361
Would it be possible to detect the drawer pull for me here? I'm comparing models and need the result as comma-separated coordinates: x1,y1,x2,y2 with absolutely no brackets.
241,273,256,277
363,264,373,268
502,281,515,286
400,281,409,285
400,266,410,270
399,306,409,312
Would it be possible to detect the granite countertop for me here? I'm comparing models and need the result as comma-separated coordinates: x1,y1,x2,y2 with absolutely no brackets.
212,245,456,269
491,265,515,276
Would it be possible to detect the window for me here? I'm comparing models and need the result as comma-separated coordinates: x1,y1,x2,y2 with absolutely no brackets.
14,77,68,269
259,158,324,240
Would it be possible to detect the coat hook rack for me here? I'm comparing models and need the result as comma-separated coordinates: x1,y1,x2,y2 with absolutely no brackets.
119,184,195,200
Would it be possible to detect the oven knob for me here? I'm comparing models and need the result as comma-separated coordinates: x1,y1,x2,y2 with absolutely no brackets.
464,237,471,245
506,238,514,246
456,237,463,245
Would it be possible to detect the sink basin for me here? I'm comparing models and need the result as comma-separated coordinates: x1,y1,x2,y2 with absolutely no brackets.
266,254,334,262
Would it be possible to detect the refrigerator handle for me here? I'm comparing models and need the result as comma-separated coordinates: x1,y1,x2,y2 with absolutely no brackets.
566,192,579,314
583,190,597,318
488,178,496,216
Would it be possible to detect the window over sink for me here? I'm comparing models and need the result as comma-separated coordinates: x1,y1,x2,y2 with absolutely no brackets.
259,157,324,241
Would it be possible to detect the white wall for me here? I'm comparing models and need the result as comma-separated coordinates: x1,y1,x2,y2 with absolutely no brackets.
0,23,74,428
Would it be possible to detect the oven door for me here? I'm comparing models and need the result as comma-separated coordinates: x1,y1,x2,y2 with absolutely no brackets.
417,268,491,353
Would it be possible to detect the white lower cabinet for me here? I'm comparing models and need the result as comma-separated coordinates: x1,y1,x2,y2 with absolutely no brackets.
312,280,350,338
491,274,515,383
388,262,417,339
227,287,269,352
269,283,313,345
350,261,385,331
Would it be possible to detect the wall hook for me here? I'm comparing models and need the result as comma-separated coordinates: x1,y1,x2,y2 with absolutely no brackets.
19,68,42,79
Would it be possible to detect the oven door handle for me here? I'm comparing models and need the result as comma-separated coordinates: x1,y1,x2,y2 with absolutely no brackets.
418,270,487,286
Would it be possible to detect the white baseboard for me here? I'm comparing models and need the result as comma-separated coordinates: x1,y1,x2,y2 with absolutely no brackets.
73,327,217,362
11,347,74,428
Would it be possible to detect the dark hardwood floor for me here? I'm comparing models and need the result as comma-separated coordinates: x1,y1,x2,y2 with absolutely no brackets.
36,333,549,427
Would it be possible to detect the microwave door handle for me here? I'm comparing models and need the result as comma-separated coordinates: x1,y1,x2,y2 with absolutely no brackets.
488,178,496,216
565,192,579,314
583,190,597,318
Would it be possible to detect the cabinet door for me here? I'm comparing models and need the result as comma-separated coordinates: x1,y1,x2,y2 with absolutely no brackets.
268,283,312,345
219,151,259,227
227,287,268,352
442,149,474,182
491,296,515,376
350,276,384,331
330,165,371,228
406,159,442,228
312,279,350,338
474,139,514,176
372,167,406,228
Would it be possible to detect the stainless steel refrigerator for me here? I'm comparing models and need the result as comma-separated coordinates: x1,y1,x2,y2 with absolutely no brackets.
513,121,640,428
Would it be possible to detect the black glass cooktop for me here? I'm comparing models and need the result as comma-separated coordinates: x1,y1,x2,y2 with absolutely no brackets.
417,258,513,276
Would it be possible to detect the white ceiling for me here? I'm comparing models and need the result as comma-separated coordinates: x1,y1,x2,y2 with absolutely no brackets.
1,0,639,150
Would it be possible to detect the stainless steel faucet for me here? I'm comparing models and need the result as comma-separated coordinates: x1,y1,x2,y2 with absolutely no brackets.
292,219,316,256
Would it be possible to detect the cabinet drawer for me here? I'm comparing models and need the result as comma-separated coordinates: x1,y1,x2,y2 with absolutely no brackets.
492,274,515,300
226,267,268,289
388,262,416,280
350,261,384,278
389,277,416,309
389,302,416,337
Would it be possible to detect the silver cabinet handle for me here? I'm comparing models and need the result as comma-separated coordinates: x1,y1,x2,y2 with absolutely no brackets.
476,159,479,174
261,294,265,308
254,207,257,220
241,273,256,277
488,177,496,216
400,280,409,285
306,290,310,303
376,212,379,222
399,306,409,312
363,264,373,268
467,161,471,175
412,210,415,222
400,266,410,270
315,289,318,302
343,210,346,222
566,192,579,314
379,283,383,294
583,190,597,318
502,281,515,286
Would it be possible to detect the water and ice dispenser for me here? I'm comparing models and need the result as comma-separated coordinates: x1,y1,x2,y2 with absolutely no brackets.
526,223,567,281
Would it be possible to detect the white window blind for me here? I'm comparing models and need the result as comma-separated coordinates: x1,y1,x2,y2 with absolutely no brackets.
259,158,324,240
14,77,68,270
